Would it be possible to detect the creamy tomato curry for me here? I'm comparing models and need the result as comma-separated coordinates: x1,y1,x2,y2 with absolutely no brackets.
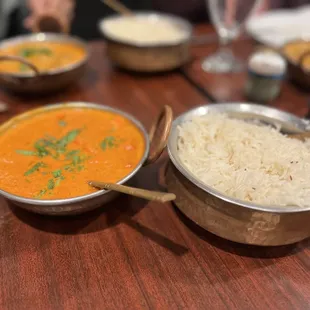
0,41,85,73
0,107,145,199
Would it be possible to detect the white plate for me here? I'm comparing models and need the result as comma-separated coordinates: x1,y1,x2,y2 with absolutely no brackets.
246,5,310,48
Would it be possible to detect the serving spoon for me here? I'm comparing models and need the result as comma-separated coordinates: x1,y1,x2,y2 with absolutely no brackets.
101,0,133,15
88,181,176,203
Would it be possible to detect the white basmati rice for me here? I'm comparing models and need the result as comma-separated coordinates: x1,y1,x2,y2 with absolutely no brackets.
102,17,187,45
177,113,310,208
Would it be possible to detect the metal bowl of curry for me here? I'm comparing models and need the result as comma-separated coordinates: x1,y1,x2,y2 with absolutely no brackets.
0,102,172,215
0,33,88,94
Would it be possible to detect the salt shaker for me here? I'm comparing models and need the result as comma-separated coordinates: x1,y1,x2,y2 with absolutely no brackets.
245,50,286,103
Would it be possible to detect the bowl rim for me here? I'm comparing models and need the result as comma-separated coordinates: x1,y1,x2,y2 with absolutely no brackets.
167,102,310,214
98,11,193,48
0,101,150,206
0,33,89,78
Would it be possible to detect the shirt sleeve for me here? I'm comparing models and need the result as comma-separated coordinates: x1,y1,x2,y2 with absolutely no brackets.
0,0,20,39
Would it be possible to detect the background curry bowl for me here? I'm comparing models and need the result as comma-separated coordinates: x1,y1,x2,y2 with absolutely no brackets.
0,33,89,94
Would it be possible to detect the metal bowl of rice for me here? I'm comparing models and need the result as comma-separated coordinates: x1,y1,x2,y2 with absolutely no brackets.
167,103,310,246
98,12,192,72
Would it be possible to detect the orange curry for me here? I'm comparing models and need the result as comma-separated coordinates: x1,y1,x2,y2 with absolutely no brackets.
0,107,145,199
0,41,85,73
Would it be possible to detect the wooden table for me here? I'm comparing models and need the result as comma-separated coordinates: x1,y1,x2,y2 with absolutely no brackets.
0,29,310,310
184,25,310,117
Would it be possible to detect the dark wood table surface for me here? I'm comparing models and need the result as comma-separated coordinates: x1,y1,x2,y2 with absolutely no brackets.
0,26,310,310
185,25,310,117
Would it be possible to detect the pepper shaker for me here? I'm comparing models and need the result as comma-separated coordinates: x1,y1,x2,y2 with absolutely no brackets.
245,50,286,103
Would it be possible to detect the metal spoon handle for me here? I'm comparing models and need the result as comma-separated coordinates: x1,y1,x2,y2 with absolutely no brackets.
0,56,40,75
101,0,133,15
89,181,176,203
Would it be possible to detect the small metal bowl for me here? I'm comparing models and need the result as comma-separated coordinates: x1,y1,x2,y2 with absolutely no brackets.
0,33,89,94
167,103,310,246
282,39,310,89
0,102,173,215
98,12,192,72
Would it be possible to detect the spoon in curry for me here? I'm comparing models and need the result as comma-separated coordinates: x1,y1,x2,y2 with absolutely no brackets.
88,181,176,203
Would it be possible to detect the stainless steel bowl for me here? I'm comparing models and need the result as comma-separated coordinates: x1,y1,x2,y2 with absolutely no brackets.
0,102,172,215
98,12,192,72
167,103,310,246
0,33,88,94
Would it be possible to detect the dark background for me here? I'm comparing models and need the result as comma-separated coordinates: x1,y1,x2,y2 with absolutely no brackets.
7,0,209,40
71,0,153,40
5,0,306,40
69,0,308,40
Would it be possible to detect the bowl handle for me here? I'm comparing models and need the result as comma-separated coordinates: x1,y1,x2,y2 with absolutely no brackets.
144,105,173,166
0,56,40,76
298,50,310,73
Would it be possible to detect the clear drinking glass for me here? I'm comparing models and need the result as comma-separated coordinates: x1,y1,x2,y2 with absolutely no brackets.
202,0,262,73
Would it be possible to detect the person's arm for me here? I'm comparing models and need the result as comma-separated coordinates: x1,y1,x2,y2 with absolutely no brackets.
24,0,75,33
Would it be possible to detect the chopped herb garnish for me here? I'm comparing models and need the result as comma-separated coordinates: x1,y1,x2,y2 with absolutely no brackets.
64,150,87,172
77,165,84,172
55,178,64,187
64,165,73,171
17,128,90,198
72,154,82,166
101,136,118,151
66,150,79,159
24,162,46,176
58,120,67,127
20,47,52,58
58,129,81,149
19,47,52,72
34,141,50,157
17,128,82,160
47,179,55,190
16,150,37,156
36,170,64,198
36,189,47,199
52,169,62,178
